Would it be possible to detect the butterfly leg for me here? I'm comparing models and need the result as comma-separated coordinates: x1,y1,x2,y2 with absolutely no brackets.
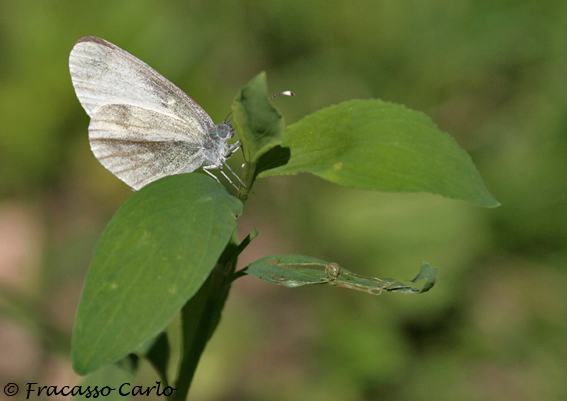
219,169,239,189
202,165,222,184
226,140,241,158
220,141,246,187
223,161,246,187
204,164,241,189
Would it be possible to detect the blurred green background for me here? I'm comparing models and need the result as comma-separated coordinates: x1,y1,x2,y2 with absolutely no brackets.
1,0,567,400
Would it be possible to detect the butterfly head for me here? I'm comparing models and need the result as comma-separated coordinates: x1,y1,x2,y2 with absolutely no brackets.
216,122,234,140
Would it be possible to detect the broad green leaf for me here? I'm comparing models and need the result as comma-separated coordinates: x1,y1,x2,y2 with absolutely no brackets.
71,174,243,375
232,72,285,165
243,254,437,295
260,99,499,208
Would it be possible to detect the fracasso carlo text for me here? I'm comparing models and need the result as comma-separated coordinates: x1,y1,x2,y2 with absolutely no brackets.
22,382,175,398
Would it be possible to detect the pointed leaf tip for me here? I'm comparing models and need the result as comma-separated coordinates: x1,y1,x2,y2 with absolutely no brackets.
260,99,499,208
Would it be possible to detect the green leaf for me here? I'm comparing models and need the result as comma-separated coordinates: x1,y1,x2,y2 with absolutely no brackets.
260,99,499,208
408,261,437,294
243,254,437,295
71,174,243,375
231,72,286,165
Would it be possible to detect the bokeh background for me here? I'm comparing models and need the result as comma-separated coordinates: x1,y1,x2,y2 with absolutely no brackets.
2,0,567,400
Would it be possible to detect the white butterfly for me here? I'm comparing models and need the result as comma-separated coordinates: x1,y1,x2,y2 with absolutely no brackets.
69,36,242,190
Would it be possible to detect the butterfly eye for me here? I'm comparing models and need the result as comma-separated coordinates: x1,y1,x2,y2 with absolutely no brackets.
217,123,233,139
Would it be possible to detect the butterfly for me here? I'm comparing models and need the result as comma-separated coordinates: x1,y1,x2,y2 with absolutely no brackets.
69,36,242,190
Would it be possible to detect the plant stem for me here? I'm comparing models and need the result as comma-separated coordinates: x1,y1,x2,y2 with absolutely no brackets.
171,254,236,400
172,156,255,401
236,159,257,202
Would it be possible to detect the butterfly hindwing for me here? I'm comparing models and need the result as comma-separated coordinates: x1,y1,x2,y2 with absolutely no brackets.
89,104,207,190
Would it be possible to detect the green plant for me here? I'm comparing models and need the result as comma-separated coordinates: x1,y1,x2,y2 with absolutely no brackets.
70,72,498,400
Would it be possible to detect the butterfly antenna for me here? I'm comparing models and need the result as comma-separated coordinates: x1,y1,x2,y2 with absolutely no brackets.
269,91,295,100
224,111,233,122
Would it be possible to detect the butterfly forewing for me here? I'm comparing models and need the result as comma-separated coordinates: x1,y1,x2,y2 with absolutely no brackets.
69,37,222,189
70,37,213,127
